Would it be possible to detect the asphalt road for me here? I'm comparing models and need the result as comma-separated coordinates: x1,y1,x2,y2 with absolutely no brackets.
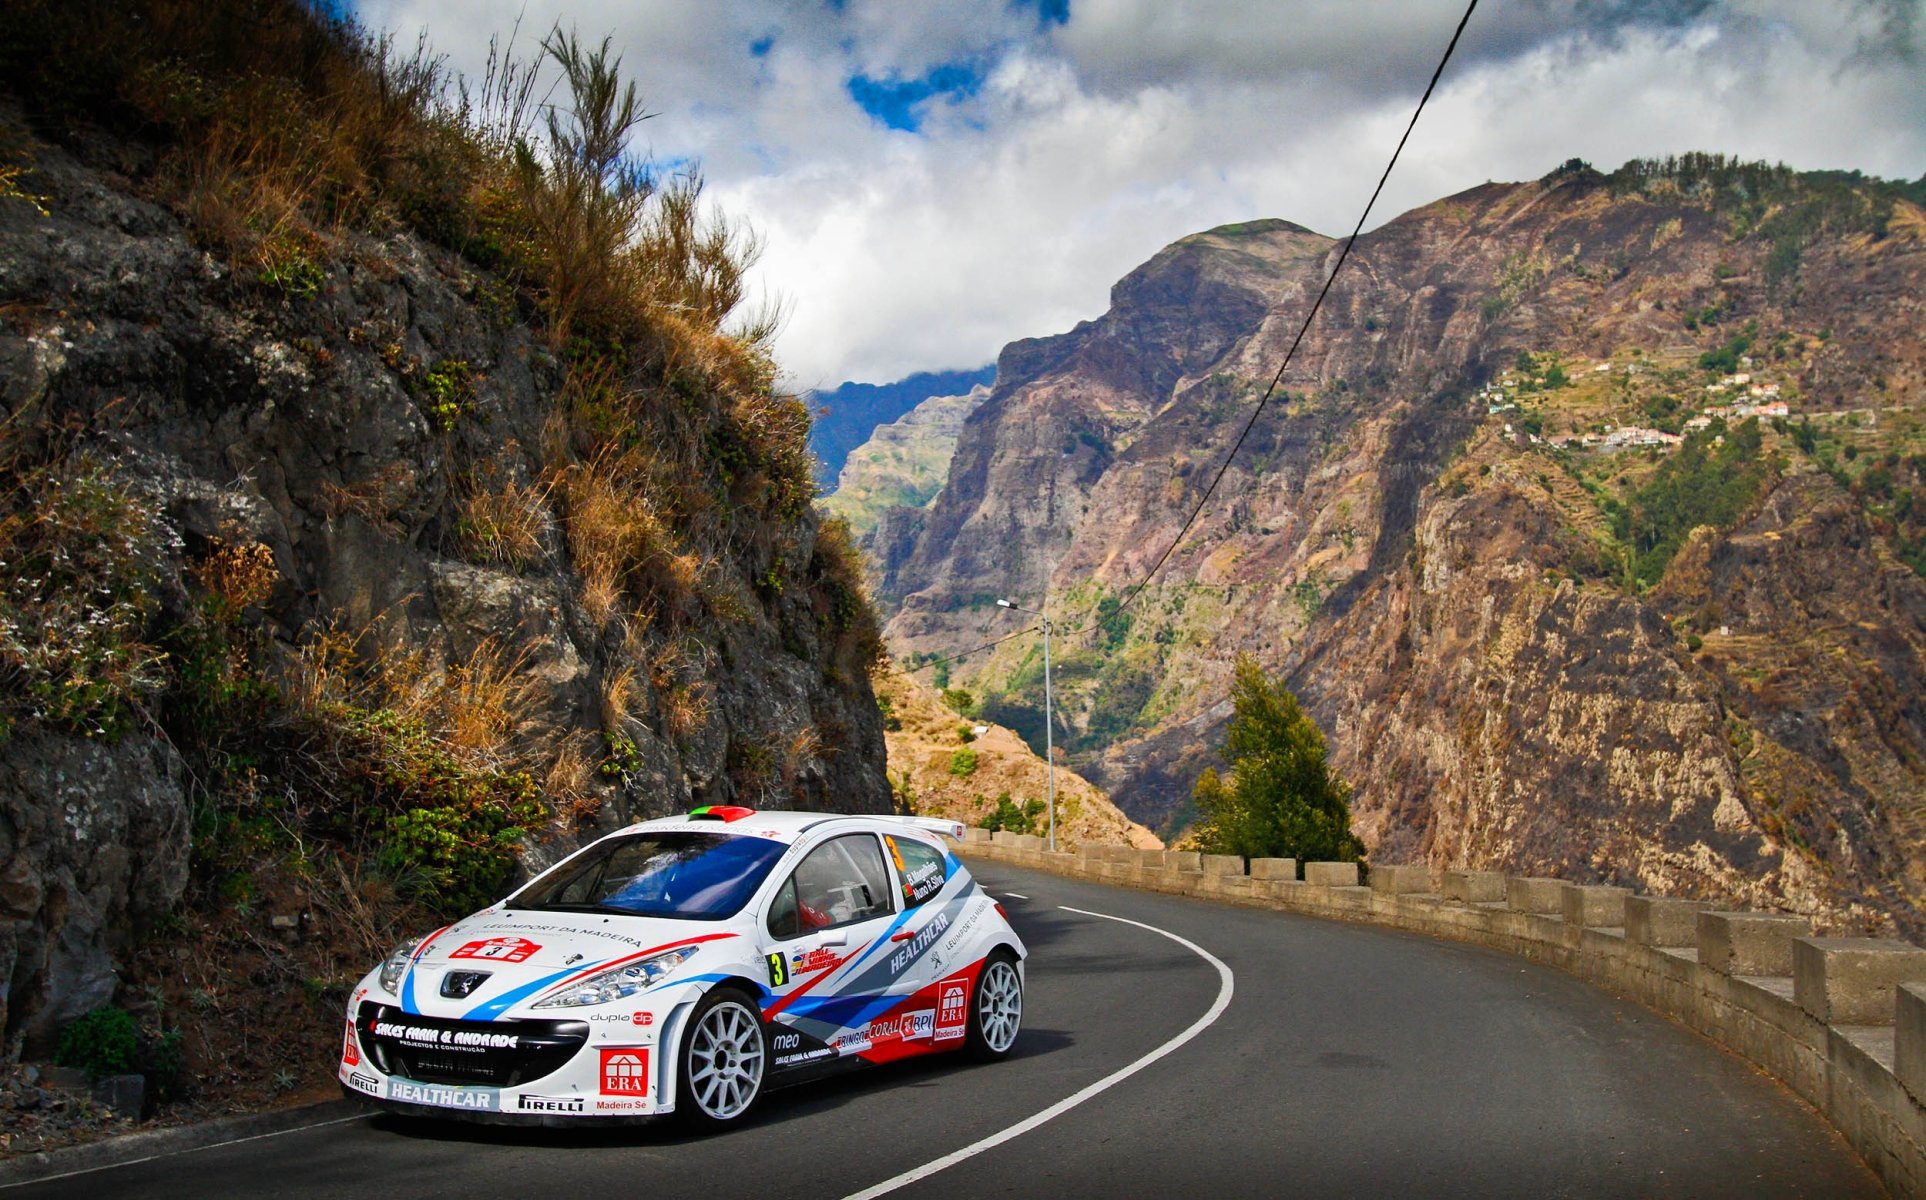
18,861,1885,1199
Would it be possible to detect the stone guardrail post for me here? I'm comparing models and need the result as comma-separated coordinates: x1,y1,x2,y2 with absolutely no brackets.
1304,862,1359,887
1370,865,1433,896
1698,911,1810,977
1442,870,1505,903
1562,884,1630,928
1793,938,1926,1025
1505,877,1564,914
1624,896,1709,946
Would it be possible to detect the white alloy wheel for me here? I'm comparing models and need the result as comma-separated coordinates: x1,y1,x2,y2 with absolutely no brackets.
684,994,766,1124
969,954,1022,1060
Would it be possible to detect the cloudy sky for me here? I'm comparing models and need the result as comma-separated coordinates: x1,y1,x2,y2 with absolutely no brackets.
355,0,1926,390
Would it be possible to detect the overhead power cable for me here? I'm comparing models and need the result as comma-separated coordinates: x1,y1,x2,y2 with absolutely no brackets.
912,624,1040,673
1091,0,1482,630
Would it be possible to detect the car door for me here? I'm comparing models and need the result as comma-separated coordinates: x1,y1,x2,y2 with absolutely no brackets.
759,832,901,1066
876,832,978,1053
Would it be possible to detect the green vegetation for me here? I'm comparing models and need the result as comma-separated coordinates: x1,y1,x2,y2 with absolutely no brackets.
948,747,979,778
1606,418,1775,588
55,1008,140,1079
1607,153,1920,288
978,792,1046,834
0,455,169,741
940,687,977,716
1698,322,1756,374
1189,656,1362,863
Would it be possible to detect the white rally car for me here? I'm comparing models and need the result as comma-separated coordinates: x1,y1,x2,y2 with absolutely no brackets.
338,806,1025,1127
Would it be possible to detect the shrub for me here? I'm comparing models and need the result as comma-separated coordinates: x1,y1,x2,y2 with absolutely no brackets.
1190,655,1362,863
55,1007,140,1079
0,452,171,740
940,688,976,716
949,747,979,778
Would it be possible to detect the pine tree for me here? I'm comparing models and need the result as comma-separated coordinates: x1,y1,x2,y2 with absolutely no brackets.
1191,655,1362,863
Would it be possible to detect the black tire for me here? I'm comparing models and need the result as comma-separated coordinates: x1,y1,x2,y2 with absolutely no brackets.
966,948,1023,1062
676,988,768,1129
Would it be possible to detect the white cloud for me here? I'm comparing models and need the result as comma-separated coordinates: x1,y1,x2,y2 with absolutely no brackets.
357,1,1926,387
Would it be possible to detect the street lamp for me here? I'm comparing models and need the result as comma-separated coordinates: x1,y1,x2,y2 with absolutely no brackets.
995,597,1055,852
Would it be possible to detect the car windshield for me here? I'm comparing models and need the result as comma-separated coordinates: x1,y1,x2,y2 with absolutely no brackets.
508,832,788,921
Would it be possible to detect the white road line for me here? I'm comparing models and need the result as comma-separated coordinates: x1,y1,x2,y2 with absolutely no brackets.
0,1113,368,1190
840,904,1235,1200
1002,892,1029,900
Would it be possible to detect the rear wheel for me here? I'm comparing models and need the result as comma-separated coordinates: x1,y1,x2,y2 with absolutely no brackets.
966,949,1022,1062
677,989,767,1129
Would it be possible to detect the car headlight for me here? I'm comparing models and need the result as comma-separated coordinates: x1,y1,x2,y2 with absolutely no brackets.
378,938,424,995
531,946,700,1009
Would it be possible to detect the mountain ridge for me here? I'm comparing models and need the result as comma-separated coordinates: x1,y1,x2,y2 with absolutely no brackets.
874,155,1926,934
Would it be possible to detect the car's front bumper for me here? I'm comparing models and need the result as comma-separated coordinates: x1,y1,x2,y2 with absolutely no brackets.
339,998,680,1120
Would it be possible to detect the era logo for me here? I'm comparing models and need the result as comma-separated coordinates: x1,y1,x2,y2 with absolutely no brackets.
934,975,969,1042
601,1048,650,1096
450,936,541,963
342,1023,361,1066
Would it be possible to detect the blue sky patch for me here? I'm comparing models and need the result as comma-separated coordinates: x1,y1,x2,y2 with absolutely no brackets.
846,61,984,133
1012,0,1070,26
750,35,775,58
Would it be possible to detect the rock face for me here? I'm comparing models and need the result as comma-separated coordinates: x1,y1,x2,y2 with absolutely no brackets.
883,164,1926,934
0,115,889,1051
0,734,188,1056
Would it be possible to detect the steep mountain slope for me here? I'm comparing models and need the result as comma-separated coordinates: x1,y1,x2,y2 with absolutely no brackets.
882,159,1926,933
0,0,887,1115
806,366,995,488
874,667,1160,850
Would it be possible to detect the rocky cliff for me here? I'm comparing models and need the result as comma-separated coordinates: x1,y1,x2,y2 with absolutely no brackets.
0,0,887,1090
882,159,1926,934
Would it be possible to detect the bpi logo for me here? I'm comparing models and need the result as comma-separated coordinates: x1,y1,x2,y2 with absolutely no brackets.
601,1048,651,1096
450,936,541,963
934,975,969,1042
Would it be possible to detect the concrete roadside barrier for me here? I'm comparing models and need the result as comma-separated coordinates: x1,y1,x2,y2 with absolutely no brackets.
952,833,1926,1197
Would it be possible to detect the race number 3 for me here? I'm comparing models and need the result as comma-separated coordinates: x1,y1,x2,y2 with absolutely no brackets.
767,952,790,988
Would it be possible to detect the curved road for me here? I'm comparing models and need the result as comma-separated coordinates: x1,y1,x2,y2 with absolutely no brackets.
18,862,1883,1199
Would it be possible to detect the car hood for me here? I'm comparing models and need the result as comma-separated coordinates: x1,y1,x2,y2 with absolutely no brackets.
390,908,744,1021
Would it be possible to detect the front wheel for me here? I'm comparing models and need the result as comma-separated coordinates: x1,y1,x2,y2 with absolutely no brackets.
966,949,1022,1062
677,989,768,1129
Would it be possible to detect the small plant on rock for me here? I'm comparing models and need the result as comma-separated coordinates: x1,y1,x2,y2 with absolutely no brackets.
54,1008,139,1080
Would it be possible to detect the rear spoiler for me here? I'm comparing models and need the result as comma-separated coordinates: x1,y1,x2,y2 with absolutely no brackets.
884,815,967,842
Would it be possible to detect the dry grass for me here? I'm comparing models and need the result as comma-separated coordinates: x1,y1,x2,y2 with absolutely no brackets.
457,453,551,571
318,464,414,535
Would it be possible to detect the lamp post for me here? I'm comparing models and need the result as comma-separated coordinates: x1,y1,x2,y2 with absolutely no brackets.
995,597,1055,852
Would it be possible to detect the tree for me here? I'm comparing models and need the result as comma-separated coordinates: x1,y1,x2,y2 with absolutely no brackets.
1190,656,1362,863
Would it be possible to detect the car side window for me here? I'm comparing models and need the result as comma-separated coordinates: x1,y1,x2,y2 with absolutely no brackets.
774,834,894,938
766,875,801,941
886,835,947,908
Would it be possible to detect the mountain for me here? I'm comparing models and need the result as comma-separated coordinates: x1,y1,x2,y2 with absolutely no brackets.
806,366,995,488
874,666,1161,850
879,158,1926,935
822,382,991,538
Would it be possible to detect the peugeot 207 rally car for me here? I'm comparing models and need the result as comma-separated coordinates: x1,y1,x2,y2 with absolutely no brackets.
339,806,1025,1127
